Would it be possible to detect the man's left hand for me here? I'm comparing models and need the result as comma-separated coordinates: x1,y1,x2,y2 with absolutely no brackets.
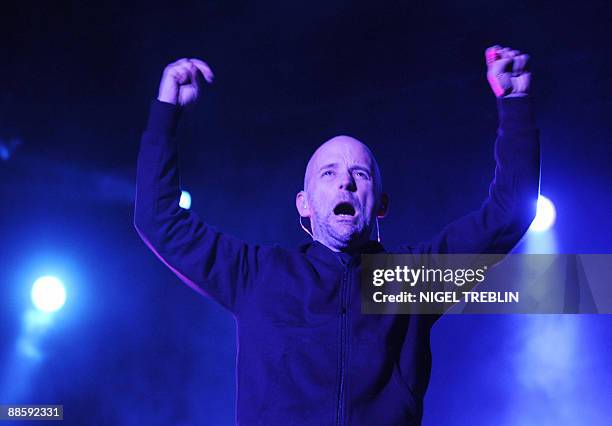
486,45,531,98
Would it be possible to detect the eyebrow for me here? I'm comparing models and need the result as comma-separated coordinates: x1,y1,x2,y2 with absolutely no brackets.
351,165,371,173
318,163,339,172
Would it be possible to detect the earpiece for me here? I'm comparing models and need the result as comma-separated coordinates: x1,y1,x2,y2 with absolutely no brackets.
299,216,313,238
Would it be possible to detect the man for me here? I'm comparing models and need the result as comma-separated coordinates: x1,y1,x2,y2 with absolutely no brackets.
134,45,539,425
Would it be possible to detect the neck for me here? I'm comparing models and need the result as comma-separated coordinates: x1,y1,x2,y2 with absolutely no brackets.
314,235,371,255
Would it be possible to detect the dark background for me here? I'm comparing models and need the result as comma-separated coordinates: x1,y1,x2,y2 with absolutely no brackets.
1,1,611,424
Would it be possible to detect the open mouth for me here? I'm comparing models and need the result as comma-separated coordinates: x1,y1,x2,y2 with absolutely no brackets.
333,202,356,216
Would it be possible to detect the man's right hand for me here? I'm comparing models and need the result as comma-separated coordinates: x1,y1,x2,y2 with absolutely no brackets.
157,58,214,107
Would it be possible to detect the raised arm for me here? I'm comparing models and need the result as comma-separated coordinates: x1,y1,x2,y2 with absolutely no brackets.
134,59,269,313
408,45,540,255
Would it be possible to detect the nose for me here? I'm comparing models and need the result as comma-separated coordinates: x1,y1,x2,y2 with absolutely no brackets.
339,170,356,192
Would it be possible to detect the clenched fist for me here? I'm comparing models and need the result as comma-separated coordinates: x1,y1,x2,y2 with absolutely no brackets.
485,45,530,98
158,58,214,107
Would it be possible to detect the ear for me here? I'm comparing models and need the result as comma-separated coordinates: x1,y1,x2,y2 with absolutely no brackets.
377,193,389,219
296,191,310,218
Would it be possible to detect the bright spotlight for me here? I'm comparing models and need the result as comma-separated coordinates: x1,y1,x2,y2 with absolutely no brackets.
31,276,66,313
530,195,556,232
179,190,191,209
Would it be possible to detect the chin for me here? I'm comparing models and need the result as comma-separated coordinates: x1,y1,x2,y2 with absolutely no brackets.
331,227,365,244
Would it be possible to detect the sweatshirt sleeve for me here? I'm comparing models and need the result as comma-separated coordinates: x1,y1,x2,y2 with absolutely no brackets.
406,96,541,255
133,100,269,314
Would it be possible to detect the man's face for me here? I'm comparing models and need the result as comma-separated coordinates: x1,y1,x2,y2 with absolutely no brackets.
299,136,383,251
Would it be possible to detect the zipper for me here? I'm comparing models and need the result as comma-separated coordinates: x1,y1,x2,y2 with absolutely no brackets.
336,262,350,426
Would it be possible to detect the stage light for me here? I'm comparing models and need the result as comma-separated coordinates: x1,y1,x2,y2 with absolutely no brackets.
31,276,66,313
530,195,556,232
179,190,191,209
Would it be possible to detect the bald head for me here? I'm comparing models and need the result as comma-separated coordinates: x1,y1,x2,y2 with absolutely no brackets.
296,135,387,252
304,135,382,195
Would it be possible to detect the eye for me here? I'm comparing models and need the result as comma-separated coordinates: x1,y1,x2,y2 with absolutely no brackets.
321,170,335,177
354,170,370,179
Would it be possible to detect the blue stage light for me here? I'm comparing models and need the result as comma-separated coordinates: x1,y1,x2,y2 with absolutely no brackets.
179,190,191,209
31,276,66,313
530,195,556,232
